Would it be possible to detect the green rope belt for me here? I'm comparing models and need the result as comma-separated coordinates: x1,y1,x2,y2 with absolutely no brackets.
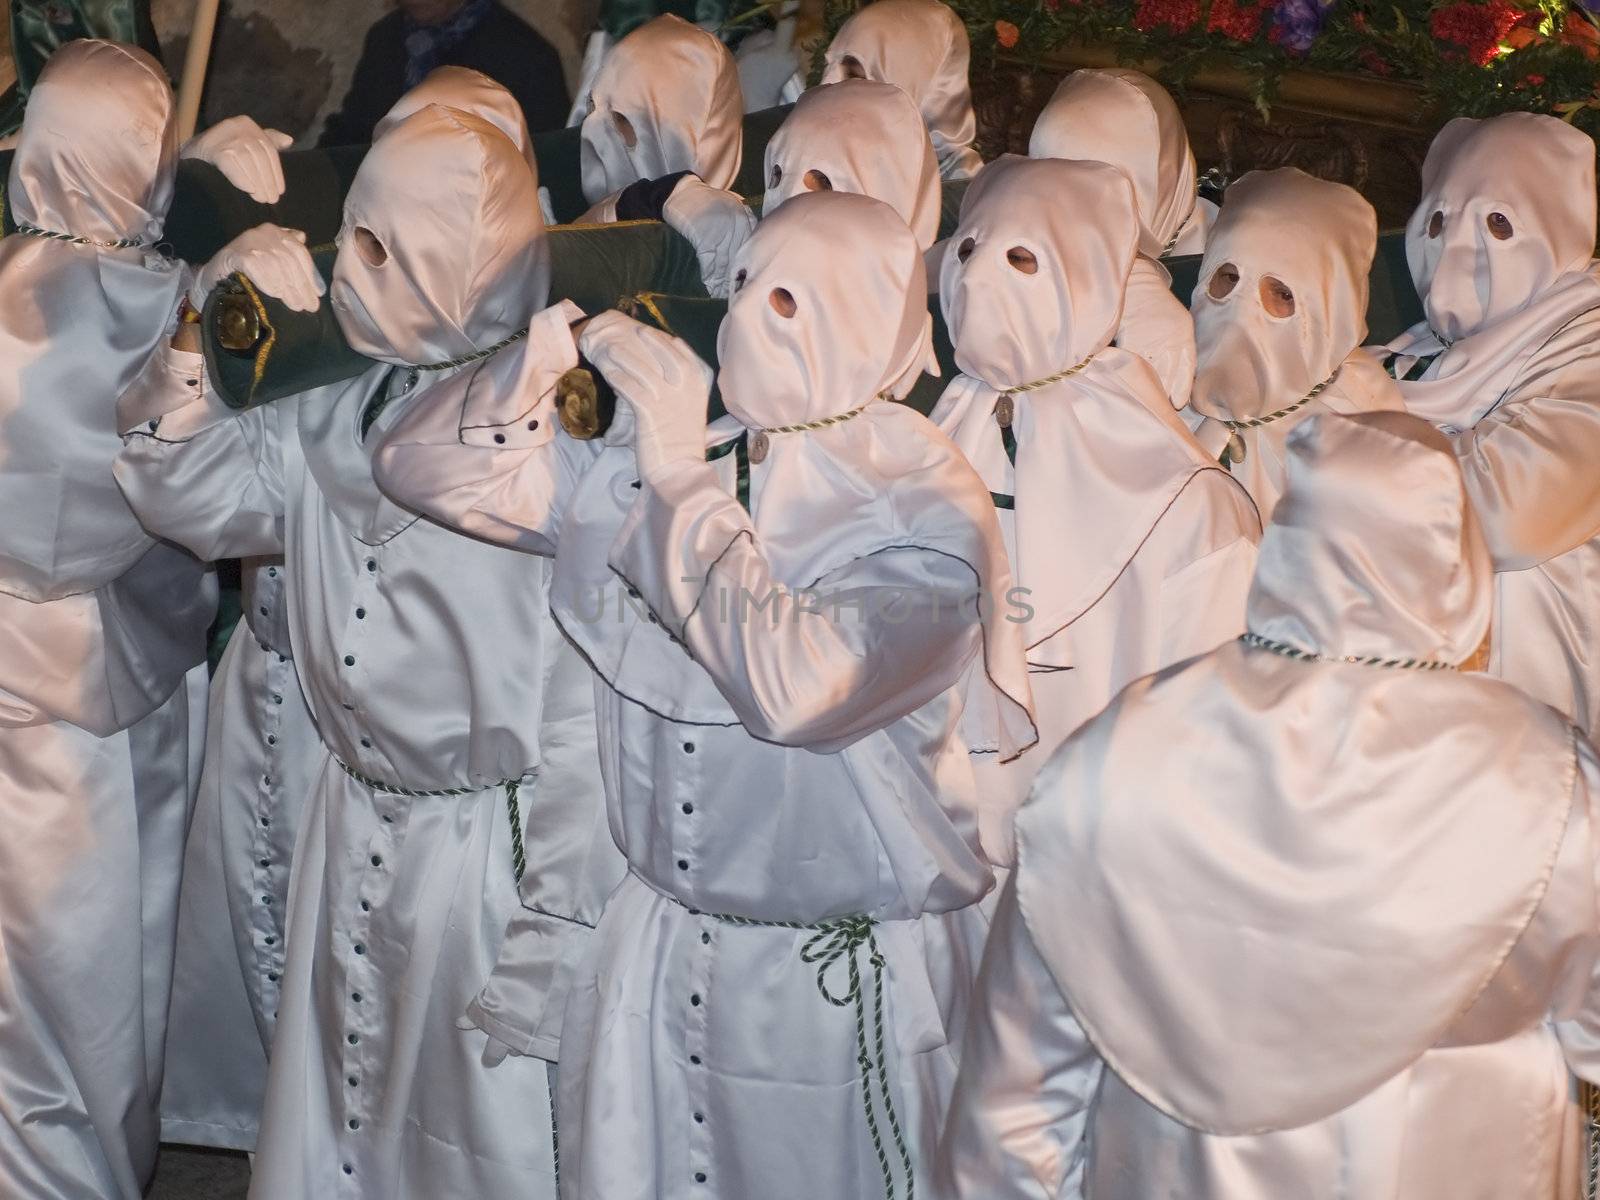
336,759,528,883
705,909,914,1200
1240,631,1459,672
15,222,146,250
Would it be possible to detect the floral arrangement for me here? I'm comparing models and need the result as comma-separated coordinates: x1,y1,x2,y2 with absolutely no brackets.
822,0,1600,134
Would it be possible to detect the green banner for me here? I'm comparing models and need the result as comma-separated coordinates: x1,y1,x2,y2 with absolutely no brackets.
0,1,165,135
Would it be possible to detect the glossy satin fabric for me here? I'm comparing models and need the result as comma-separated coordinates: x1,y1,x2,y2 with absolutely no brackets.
935,155,1257,833
820,0,982,180
0,42,210,1197
374,197,1035,1198
1192,169,1403,515
0,40,210,737
114,112,614,1200
763,79,941,249
162,562,320,1151
938,412,1600,1200
1407,113,1597,345
1028,69,1203,259
0,675,202,1199
372,65,538,169
1381,115,1600,741
579,14,743,205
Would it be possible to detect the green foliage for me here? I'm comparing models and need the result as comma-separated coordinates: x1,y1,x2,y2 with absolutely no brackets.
827,0,1600,136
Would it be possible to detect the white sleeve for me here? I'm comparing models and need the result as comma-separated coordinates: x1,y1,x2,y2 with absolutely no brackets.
609,458,985,750
372,303,598,556
113,344,287,562
935,874,1101,1200
1117,256,1196,410
1450,320,1600,570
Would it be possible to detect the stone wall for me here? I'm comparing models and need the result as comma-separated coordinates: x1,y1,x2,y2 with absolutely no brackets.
0,0,599,143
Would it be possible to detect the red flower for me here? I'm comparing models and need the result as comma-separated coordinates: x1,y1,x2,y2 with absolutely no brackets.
1207,0,1269,41
1043,0,1061,9
1358,46,1394,74
994,18,1021,47
1134,0,1201,32
1430,0,1523,67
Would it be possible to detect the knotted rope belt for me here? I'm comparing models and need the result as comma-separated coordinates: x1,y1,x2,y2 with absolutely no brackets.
336,758,528,883
689,905,914,1200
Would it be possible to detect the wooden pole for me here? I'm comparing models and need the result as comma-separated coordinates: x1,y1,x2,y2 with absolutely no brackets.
174,0,222,141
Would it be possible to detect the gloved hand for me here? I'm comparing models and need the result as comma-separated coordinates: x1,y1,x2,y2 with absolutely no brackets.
181,115,294,205
191,224,325,313
454,1014,519,1068
663,176,757,299
579,310,709,481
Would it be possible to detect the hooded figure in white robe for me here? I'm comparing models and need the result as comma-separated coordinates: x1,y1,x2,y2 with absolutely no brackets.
821,0,983,181
0,39,215,1199
373,190,1036,1199
1190,168,1403,518
937,409,1600,1200
115,106,618,1199
577,14,744,224
159,67,548,1155
670,77,944,297
1028,69,1206,409
933,156,1259,828
1378,113,1600,742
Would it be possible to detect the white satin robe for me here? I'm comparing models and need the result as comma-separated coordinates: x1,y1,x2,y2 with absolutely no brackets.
940,728,1600,1200
114,350,610,1200
1442,310,1600,743
1193,349,1405,519
370,330,1008,1200
0,244,213,1199
162,559,320,1151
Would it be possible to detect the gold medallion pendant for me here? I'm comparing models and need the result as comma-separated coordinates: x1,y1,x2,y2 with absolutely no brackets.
994,395,1015,429
748,430,771,464
1226,431,1247,464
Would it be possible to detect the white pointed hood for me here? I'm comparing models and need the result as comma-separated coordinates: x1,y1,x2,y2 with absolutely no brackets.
933,155,1230,654
820,0,982,180
1028,68,1200,259
1383,113,1600,432
579,14,743,204
321,105,554,544
762,79,941,249
1015,411,1576,1137
373,65,537,171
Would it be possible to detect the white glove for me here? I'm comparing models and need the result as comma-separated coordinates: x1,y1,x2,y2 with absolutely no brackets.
191,224,325,313
454,1014,518,1068
663,176,756,300
181,115,293,205
579,310,709,481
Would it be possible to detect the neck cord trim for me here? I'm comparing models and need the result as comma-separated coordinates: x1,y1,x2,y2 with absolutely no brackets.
1240,631,1459,672
16,223,145,250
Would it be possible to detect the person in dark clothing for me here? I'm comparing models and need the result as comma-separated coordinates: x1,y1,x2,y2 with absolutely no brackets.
320,0,569,146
